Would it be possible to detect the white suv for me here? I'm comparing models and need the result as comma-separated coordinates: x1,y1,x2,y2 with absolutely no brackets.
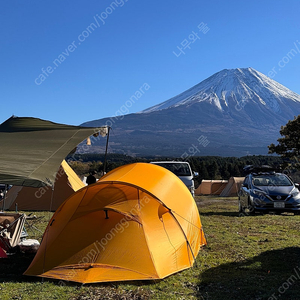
150,161,197,197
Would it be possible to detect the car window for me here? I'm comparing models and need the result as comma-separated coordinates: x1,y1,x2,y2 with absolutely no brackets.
252,174,293,187
153,163,192,176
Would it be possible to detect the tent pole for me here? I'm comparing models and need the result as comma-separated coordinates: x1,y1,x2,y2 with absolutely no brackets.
168,209,198,267
49,184,55,212
103,126,110,174
42,183,55,281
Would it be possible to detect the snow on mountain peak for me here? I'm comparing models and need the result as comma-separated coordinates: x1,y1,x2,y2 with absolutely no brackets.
141,67,300,115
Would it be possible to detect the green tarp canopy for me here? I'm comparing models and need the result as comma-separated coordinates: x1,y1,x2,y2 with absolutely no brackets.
0,116,107,188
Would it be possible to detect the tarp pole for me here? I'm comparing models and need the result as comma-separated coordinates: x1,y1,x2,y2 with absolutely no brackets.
1,184,9,212
49,184,55,212
103,126,110,174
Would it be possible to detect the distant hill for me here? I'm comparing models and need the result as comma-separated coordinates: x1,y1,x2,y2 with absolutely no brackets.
80,68,300,157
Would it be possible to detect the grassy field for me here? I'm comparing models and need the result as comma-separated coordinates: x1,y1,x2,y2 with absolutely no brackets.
1,197,300,300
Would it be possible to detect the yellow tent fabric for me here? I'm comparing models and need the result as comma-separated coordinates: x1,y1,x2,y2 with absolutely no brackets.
2,160,85,211
25,163,206,283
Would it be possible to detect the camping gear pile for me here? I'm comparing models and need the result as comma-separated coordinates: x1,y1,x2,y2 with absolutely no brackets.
0,212,40,257
0,213,26,253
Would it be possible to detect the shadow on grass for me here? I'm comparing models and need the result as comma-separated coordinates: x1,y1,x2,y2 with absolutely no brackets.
0,252,37,283
200,211,297,218
197,247,300,300
199,211,239,217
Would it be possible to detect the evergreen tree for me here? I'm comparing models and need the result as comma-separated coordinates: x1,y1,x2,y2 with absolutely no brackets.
268,115,300,158
268,115,300,170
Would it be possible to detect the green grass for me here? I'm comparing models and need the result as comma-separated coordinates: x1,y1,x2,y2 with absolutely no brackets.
1,197,300,299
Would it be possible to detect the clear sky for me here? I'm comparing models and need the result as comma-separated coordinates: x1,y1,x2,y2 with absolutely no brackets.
1,0,300,125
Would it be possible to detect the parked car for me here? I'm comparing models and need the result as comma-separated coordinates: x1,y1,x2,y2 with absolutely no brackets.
150,161,198,197
238,166,300,215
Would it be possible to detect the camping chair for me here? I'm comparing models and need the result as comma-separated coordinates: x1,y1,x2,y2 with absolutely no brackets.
0,213,26,252
24,214,44,237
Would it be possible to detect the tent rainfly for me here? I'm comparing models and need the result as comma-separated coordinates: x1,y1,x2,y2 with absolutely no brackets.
0,116,107,188
219,177,245,197
1,160,85,211
25,163,207,283
195,180,228,196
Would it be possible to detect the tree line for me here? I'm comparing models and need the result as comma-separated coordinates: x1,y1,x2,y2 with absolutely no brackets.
67,153,292,187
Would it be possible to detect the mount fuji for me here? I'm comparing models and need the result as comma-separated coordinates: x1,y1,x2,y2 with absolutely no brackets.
80,68,300,157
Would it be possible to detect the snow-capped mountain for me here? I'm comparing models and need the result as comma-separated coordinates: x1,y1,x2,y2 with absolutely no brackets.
142,68,300,117
81,68,300,157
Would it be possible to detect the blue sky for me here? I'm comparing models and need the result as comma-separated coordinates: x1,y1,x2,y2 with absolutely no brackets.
1,0,300,125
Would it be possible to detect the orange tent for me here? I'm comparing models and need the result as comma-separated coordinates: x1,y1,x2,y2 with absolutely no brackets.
25,163,206,283
2,160,85,211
